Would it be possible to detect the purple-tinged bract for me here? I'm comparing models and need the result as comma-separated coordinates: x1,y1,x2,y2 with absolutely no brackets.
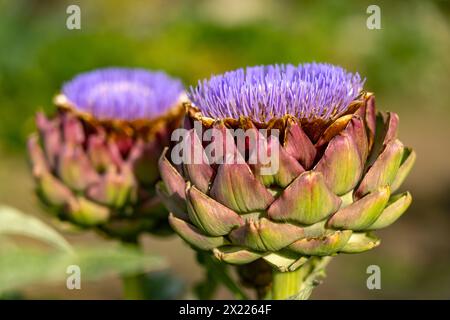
28,67,185,242
189,63,364,122
159,63,415,276
63,68,184,121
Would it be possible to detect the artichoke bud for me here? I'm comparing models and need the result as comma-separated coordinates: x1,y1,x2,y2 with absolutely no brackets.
28,68,185,241
158,63,415,273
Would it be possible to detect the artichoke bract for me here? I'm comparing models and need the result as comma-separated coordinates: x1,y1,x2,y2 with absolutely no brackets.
28,68,185,242
158,63,415,276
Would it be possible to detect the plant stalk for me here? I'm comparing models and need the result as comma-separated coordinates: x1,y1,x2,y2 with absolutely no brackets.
271,257,333,300
272,267,305,300
121,237,147,300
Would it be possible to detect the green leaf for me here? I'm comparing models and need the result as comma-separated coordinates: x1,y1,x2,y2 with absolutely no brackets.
0,206,167,295
0,205,72,252
0,244,166,293
71,245,167,280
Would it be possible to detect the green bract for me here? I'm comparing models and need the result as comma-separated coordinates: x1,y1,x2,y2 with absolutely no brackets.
28,91,185,242
158,92,415,272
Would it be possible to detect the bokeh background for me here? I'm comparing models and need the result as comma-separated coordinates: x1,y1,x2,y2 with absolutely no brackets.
1,0,449,299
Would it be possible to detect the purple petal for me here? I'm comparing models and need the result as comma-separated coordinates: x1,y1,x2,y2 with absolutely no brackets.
189,63,364,122
62,68,184,121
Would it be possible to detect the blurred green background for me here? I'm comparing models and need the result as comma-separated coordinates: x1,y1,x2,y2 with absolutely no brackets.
0,0,449,299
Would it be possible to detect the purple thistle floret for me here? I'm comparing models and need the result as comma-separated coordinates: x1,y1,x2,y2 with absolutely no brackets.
189,63,365,122
62,68,184,121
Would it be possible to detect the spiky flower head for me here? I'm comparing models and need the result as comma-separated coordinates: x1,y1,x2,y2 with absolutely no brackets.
189,63,364,122
28,67,185,242
159,63,415,279
61,68,183,120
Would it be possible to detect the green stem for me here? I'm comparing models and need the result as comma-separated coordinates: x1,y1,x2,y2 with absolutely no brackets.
121,238,147,300
272,267,305,300
271,257,333,300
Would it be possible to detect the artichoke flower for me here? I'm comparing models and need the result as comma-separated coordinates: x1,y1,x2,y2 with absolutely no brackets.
28,68,185,242
158,63,415,298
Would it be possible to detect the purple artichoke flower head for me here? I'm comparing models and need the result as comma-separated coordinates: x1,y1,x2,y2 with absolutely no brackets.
61,67,184,121
189,63,364,123
159,62,415,278
28,67,186,241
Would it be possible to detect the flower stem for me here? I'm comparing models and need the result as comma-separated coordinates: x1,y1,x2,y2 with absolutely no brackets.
271,257,333,300
121,237,147,300
272,267,305,300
